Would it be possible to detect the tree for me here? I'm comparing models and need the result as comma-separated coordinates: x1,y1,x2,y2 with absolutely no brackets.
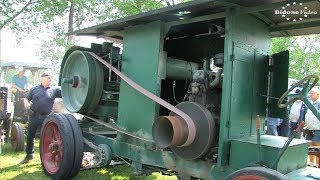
0,0,36,30
1,0,188,80
271,34,320,80
1,1,106,81
109,0,163,19
109,0,191,18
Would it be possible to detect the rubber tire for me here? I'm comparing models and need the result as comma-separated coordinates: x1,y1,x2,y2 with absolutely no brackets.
40,113,75,180
225,167,288,180
62,113,84,178
11,122,24,151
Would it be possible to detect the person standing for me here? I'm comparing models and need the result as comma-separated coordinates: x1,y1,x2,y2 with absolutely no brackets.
20,72,61,164
288,99,307,138
304,87,320,167
305,87,320,141
266,117,282,136
266,117,289,137
287,87,307,138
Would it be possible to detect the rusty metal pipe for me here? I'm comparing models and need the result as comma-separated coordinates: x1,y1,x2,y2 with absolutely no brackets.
152,116,190,148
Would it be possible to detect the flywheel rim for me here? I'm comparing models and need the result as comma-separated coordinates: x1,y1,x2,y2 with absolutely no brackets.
61,50,104,113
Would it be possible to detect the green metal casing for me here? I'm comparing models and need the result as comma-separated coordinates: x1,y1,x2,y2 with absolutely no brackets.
215,9,309,176
216,10,270,168
117,21,163,146
69,0,320,178
229,135,309,174
268,51,289,119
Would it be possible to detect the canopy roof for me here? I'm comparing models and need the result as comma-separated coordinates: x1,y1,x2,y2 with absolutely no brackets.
0,61,53,71
73,0,320,39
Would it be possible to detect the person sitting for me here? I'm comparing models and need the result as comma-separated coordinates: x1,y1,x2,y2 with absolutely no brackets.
11,67,29,95
11,67,29,122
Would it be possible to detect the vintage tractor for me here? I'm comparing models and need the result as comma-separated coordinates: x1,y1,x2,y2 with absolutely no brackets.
39,0,320,179
0,87,11,146
0,62,52,151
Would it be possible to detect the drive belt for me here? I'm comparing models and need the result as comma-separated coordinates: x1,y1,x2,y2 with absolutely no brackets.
84,115,154,142
88,52,196,146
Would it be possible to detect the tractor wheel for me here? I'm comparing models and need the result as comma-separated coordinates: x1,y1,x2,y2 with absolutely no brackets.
226,167,288,180
62,113,84,178
11,122,24,151
40,113,83,179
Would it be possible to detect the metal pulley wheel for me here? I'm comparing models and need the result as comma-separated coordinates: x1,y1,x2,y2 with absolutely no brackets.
169,102,216,160
61,50,104,113
153,102,216,160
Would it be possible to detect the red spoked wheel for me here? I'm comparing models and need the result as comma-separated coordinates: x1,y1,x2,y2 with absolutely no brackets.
41,121,63,174
40,113,83,179
226,167,288,180
11,122,24,151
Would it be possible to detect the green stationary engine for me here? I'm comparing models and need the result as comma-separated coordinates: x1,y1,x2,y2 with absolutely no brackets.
39,0,320,179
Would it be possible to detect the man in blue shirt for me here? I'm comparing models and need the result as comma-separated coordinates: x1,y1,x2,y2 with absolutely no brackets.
20,72,61,164
11,67,29,93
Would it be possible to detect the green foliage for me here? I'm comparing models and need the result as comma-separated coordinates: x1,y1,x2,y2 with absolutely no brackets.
37,39,66,85
2,69,15,84
2,0,114,79
270,37,292,55
0,0,187,79
111,0,164,18
271,34,320,80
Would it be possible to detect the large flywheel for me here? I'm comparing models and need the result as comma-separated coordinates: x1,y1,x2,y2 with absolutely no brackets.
170,102,216,160
153,102,216,160
61,50,104,113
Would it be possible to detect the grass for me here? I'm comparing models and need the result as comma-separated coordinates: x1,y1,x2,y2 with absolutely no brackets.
0,139,48,180
0,139,177,180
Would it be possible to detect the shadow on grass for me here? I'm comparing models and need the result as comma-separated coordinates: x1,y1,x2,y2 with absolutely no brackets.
1,139,176,180
0,161,49,180
0,164,21,172
75,164,171,180
8,169,50,180
1,162,42,172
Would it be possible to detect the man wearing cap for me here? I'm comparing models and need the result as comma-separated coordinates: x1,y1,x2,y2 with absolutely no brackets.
11,67,29,93
20,72,61,164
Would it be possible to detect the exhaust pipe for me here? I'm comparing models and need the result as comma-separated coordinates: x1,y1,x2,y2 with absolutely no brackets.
152,116,191,148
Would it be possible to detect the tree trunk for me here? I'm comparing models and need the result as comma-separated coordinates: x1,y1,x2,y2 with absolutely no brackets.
66,1,75,50
165,0,171,6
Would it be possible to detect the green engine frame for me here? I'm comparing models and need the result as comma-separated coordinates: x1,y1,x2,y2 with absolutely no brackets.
60,0,320,179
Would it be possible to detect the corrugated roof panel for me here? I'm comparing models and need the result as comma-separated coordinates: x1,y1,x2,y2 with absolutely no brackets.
73,0,320,38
